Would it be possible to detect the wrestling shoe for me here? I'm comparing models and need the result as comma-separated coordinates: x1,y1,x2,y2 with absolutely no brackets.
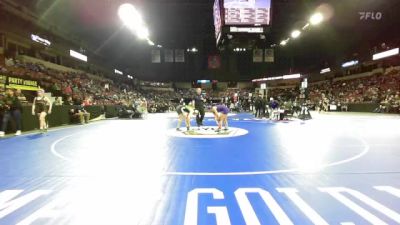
176,128,181,131
15,130,21,136
0,131,4,137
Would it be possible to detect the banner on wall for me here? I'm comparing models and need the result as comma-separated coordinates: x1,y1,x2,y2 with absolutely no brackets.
174,49,185,63
208,55,221,69
164,49,174,63
0,47,4,67
264,48,274,62
253,49,263,62
5,76,40,91
151,50,161,63
0,75,6,92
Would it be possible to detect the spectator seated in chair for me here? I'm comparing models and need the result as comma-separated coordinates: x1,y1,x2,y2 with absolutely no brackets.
118,102,138,119
54,97,63,106
340,101,349,112
69,105,90,124
269,98,280,120
0,93,5,128
282,101,294,118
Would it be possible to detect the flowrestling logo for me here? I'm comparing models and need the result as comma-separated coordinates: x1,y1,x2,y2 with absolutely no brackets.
359,11,383,20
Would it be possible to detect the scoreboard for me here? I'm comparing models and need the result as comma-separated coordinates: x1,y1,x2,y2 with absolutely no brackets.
214,0,271,47
224,0,270,25
225,8,270,25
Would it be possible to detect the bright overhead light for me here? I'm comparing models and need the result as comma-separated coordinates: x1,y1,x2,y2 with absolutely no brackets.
118,3,143,30
283,74,301,79
280,40,287,46
157,45,162,48
373,48,399,60
70,50,87,62
136,26,149,39
252,76,282,82
148,40,154,46
291,30,301,39
342,60,358,68
252,74,301,82
266,76,283,81
118,3,151,41
114,69,123,75
310,12,324,25
320,68,331,74
31,34,51,46
191,47,198,52
302,23,310,30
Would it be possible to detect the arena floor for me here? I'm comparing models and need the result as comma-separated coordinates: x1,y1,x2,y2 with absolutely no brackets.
1,112,400,225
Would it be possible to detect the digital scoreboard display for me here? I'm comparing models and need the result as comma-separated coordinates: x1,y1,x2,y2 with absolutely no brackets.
223,0,271,25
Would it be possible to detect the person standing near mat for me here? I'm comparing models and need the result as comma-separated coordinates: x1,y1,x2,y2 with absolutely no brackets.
176,103,194,131
211,104,229,131
193,88,205,127
0,89,22,137
254,94,263,118
32,89,52,133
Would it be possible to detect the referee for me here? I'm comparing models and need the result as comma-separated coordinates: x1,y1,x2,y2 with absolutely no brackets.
193,88,205,127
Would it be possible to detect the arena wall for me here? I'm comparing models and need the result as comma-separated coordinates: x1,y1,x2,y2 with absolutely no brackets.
17,55,80,73
174,82,192,89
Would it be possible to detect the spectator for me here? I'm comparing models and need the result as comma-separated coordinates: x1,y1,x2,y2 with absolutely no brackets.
0,89,22,137
54,97,63,106
69,105,90,124
14,89,27,105
64,96,74,106
254,94,263,118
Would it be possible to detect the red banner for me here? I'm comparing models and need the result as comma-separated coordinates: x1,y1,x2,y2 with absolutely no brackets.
208,55,221,69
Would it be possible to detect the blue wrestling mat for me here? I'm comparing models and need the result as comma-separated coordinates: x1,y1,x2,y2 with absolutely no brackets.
0,112,400,225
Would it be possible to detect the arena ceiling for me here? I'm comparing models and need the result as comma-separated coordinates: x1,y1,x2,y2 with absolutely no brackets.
10,0,400,80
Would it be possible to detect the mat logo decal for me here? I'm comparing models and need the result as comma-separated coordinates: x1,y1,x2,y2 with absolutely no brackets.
1,186,399,224
183,127,232,136
184,186,400,225
167,126,248,138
